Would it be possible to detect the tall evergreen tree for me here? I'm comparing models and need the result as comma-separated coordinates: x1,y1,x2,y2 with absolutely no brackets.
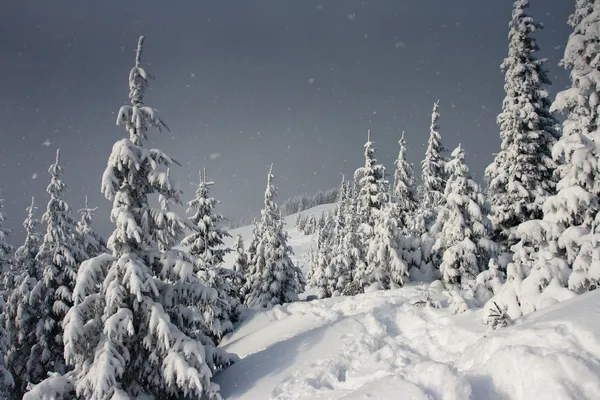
393,132,418,232
0,195,12,288
76,196,107,258
230,234,248,302
5,198,41,397
421,101,447,213
0,293,13,400
59,36,233,400
352,131,388,292
485,0,559,246
366,201,409,290
32,149,86,377
181,169,235,342
244,165,304,308
434,145,495,286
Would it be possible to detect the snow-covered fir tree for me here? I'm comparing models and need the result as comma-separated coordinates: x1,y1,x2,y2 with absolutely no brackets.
307,212,336,298
0,196,12,288
181,169,231,266
244,165,305,308
31,149,86,378
0,292,13,400
76,196,107,258
354,130,387,229
551,0,600,294
56,36,233,400
392,132,418,233
326,176,353,295
5,198,42,397
339,182,367,296
433,145,495,286
420,101,447,214
230,234,248,301
180,169,236,342
485,0,559,247
486,0,600,319
352,131,388,293
365,201,409,290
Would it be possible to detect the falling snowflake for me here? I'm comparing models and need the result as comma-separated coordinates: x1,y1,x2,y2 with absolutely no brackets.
210,153,221,160
31,173,38,180
347,13,356,21
395,41,405,48
308,78,315,84
42,139,51,147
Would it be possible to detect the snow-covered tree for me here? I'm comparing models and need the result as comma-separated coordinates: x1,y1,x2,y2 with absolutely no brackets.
0,293,13,400
180,169,235,342
352,131,389,292
181,169,231,266
0,195,12,289
244,165,305,308
229,234,248,301
392,132,418,232
308,214,336,298
433,145,495,286
31,149,86,378
76,196,107,259
485,0,559,246
5,198,43,397
58,36,234,400
421,101,447,213
365,202,409,290
549,0,600,294
354,130,387,229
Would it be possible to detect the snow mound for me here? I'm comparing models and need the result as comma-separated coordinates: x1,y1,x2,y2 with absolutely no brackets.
215,286,600,400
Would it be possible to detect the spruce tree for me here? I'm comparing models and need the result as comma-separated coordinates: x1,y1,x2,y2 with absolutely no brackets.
0,196,12,288
551,0,600,293
230,234,248,302
366,201,409,290
76,196,107,259
352,131,388,293
181,169,231,267
392,132,418,233
5,198,43,396
434,145,495,286
59,36,233,400
180,169,235,341
485,0,559,246
32,149,86,377
0,293,12,400
244,165,304,307
421,101,447,213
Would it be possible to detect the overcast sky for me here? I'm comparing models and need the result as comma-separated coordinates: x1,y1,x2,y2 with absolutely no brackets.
0,0,573,242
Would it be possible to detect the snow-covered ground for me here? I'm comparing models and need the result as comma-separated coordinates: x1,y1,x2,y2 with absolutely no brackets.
216,204,600,400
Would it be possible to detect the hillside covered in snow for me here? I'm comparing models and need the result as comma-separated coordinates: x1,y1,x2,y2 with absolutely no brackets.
215,205,600,400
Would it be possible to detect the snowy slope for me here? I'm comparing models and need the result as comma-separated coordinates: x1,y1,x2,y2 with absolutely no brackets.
215,205,600,400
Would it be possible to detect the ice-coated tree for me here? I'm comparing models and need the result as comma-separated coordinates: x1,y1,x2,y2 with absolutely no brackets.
434,145,495,286
485,0,559,246
4,198,42,397
365,201,409,290
31,149,86,377
76,196,107,259
244,165,305,308
421,101,447,213
58,36,233,400
392,132,418,232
